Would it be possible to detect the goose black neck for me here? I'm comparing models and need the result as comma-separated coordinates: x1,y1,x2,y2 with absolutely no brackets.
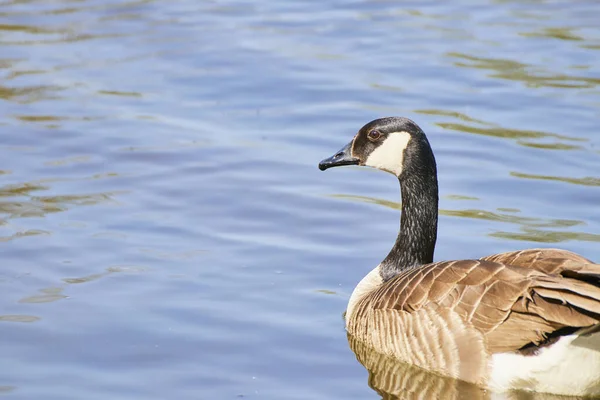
379,156,438,281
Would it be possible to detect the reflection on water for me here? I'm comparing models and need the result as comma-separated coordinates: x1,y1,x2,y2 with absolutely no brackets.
436,121,582,141
0,386,16,394
415,109,587,151
19,287,67,304
62,265,144,284
331,194,600,244
0,229,50,242
415,109,492,125
448,52,600,89
349,335,487,400
348,335,586,400
0,315,40,323
0,179,122,241
516,141,582,151
490,229,600,244
520,27,584,42
511,172,600,187
0,84,63,104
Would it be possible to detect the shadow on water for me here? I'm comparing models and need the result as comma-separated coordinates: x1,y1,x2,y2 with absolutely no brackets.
348,335,587,400
331,194,600,244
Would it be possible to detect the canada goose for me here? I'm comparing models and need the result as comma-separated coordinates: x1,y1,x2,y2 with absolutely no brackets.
318,117,600,397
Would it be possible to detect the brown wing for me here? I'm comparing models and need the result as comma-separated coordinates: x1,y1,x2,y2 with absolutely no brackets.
481,248,600,297
352,259,600,355
481,248,593,274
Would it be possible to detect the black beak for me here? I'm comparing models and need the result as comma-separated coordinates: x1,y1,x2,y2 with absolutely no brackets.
318,141,360,171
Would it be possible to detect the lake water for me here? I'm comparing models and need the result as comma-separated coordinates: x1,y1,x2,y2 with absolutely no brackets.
1,1,600,399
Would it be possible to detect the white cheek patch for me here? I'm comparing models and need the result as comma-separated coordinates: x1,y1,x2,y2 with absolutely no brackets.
364,131,411,176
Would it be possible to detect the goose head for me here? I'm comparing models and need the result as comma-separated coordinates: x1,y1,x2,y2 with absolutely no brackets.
318,117,435,180
319,117,438,278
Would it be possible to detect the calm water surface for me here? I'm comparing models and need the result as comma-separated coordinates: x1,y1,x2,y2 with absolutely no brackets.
1,1,600,399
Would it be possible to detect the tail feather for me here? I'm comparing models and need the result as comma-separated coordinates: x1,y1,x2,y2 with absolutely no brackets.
561,265,600,285
528,273,600,330
526,293,599,327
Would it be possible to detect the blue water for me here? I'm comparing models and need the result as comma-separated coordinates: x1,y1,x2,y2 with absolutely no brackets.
1,1,600,399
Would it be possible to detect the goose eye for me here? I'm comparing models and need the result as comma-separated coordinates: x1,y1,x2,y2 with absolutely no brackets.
368,130,381,141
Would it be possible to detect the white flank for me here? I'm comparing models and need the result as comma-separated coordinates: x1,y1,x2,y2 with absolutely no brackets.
364,132,411,176
345,266,383,328
488,330,600,396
